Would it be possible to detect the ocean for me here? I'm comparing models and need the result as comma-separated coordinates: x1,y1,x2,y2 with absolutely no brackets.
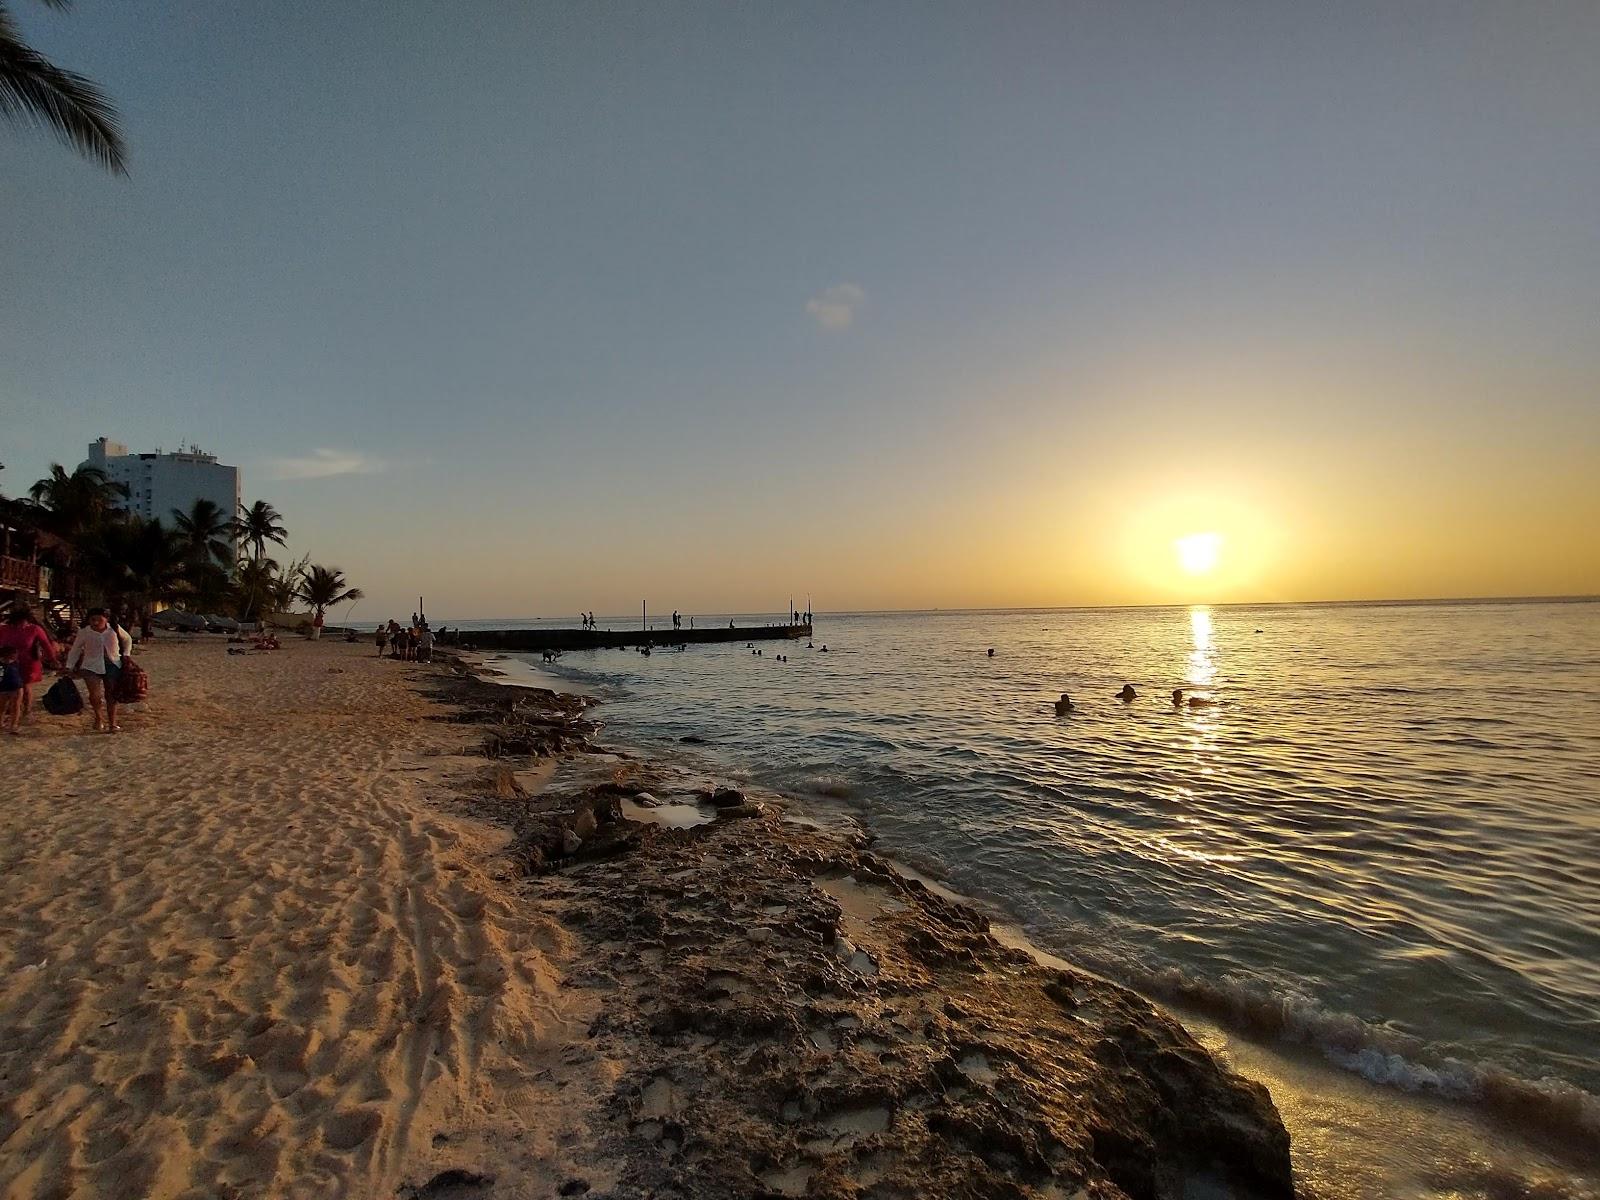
452,600,1600,1198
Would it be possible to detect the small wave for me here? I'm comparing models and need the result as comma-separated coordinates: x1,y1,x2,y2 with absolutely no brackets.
1423,1160,1600,1200
762,770,860,801
1128,965,1600,1157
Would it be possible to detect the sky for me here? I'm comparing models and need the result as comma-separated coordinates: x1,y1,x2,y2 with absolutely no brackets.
3,1,1598,619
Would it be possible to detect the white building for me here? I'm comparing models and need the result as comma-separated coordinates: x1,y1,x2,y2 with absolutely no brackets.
82,438,242,550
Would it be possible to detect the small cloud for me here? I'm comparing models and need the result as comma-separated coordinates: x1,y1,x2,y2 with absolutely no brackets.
806,283,865,330
265,449,383,480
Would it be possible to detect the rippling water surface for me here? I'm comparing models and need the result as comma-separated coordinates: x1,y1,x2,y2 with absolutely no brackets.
457,600,1600,1193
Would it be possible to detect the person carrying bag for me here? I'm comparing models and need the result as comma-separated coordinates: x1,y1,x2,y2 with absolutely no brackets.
63,609,130,733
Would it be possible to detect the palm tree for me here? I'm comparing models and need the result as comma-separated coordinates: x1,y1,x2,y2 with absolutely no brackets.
268,554,308,613
28,462,127,540
74,515,186,629
0,0,127,173
234,553,287,622
295,564,363,623
170,498,233,571
234,499,287,562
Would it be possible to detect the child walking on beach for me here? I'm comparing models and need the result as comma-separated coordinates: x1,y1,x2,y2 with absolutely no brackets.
0,646,23,734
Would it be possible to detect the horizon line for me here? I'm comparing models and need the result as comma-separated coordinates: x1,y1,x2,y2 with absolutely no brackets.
429,593,1599,623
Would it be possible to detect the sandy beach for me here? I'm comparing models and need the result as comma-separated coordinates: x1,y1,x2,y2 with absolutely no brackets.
0,639,1294,1200
0,640,606,1199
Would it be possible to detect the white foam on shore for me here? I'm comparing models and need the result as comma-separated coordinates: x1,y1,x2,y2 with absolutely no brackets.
457,651,601,697
1123,961,1600,1154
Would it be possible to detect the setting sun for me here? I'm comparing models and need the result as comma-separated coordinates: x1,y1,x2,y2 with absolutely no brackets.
1175,532,1223,575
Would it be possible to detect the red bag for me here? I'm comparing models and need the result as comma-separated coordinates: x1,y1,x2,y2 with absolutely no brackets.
115,658,149,704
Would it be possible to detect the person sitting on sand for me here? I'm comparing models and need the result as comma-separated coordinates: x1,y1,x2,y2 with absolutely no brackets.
1117,684,1137,702
1055,693,1073,716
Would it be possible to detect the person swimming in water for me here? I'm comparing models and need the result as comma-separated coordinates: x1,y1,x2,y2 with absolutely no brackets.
987,648,995,657
1172,688,1184,706
1117,684,1138,702
1054,693,1073,716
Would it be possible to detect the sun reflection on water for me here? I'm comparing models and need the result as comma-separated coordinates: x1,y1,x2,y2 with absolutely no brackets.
1182,606,1222,774
1188,606,1216,687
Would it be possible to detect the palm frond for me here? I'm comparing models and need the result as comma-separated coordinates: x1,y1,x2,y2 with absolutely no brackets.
0,8,127,174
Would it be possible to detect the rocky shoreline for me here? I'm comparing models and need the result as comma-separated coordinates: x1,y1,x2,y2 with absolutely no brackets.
418,658,1296,1200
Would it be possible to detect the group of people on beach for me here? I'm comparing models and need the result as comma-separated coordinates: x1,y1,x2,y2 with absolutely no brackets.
1,603,137,734
375,616,433,663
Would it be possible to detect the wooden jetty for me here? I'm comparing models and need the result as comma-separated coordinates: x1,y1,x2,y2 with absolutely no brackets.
437,622,812,653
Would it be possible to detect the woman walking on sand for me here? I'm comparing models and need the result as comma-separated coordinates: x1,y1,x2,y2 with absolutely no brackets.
64,608,131,733
0,605,59,725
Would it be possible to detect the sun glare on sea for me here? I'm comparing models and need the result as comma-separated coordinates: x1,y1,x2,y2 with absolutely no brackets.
1175,532,1223,575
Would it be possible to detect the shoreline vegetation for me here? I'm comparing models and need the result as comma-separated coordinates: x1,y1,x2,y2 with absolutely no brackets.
0,638,1295,1199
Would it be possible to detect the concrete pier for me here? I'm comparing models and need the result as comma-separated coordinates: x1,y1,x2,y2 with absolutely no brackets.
437,623,812,652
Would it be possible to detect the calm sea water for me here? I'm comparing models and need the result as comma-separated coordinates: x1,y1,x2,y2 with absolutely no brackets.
455,600,1600,1194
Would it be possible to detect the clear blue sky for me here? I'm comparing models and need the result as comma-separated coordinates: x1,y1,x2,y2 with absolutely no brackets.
4,1,1598,617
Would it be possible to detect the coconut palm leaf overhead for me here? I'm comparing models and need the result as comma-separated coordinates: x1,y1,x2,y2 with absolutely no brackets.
295,564,363,621
170,497,234,570
0,0,127,173
235,499,287,562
